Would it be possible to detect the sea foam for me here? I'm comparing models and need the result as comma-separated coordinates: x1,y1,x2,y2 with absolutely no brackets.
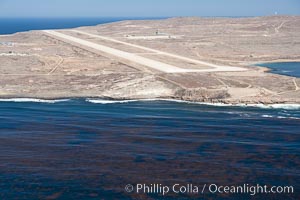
262,114,300,120
86,99,300,110
86,99,139,104
1,98,299,110
0,98,70,103
247,104,300,110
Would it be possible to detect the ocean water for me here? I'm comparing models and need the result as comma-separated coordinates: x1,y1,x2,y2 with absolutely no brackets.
0,18,300,199
0,99,299,199
257,62,300,78
0,17,164,35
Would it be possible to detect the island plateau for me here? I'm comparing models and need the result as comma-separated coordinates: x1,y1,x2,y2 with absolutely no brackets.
0,16,300,104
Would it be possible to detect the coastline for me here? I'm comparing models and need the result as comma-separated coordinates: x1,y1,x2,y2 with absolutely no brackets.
1,16,300,105
1,17,300,200
249,60,300,73
1,97,300,109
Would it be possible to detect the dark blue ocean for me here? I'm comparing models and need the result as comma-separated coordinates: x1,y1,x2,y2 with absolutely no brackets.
0,99,299,199
0,18,300,199
0,17,164,35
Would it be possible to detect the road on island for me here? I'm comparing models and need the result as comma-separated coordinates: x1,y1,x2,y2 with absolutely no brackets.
43,30,247,73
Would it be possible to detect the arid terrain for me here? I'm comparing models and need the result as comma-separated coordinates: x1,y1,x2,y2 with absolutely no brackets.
0,16,300,104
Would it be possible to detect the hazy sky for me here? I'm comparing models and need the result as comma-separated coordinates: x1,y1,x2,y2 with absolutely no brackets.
0,0,299,17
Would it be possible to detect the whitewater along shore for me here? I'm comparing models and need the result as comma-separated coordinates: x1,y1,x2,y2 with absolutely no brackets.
0,16,300,104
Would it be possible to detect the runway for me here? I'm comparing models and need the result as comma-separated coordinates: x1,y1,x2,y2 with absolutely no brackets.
43,30,246,73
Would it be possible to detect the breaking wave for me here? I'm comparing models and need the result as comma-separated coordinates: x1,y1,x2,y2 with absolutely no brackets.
86,99,139,104
85,98,188,104
0,98,299,110
86,98,300,110
0,98,70,103
261,114,300,120
245,103,300,110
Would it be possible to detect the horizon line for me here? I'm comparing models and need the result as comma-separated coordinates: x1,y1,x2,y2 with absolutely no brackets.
0,14,298,19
